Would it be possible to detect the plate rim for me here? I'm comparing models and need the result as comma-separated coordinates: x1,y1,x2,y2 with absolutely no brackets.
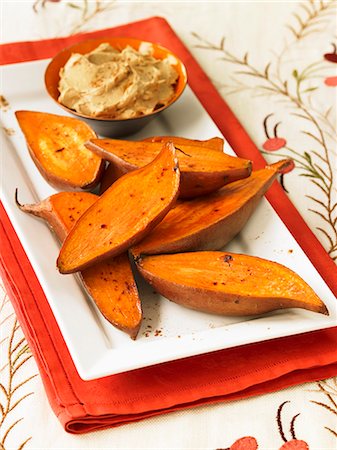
1,58,336,381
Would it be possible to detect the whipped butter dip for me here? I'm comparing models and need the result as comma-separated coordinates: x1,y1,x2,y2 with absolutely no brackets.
58,43,179,119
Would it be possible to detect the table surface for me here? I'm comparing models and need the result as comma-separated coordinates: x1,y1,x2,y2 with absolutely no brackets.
1,1,336,449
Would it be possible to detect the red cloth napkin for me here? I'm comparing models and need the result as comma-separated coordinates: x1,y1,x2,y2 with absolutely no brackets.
1,17,336,434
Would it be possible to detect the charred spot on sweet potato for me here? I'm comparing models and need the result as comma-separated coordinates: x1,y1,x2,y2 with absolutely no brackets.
223,254,233,264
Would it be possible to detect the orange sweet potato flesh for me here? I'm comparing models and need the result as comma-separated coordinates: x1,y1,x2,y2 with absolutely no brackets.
142,136,224,152
15,110,104,190
16,190,142,339
57,142,180,274
136,252,329,316
132,160,292,257
85,138,251,198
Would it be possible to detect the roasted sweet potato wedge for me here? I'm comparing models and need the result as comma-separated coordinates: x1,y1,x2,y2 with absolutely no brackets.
142,136,224,152
131,160,292,257
16,190,142,339
81,254,141,339
99,136,225,194
85,138,251,198
57,142,180,274
136,252,329,316
15,110,104,190
15,190,97,242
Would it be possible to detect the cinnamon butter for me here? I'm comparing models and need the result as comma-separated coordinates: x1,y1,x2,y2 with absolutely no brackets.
58,43,179,119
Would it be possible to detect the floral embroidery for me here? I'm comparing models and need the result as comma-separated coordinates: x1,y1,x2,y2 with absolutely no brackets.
220,401,310,449
276,401,308,446
323,43,337,63
32,0,116,35
261,113,295,192
0,287,37,449
192,0,337,261
229,436,258,449
33,0,61,12
324,76,337,86
262,114,287,152
324,45,337,85
310,378,337,438
279,441,309,449
285,1,335,41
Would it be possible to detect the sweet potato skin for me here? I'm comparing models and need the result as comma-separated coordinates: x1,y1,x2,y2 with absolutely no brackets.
16,190,142,339
15,190,98,241
132,160,292,257
81,253,141,339
142,136,224,152
85,138,251,198
57,142,180,274
136,252,329,316
99,162,125,194
15,110,104,190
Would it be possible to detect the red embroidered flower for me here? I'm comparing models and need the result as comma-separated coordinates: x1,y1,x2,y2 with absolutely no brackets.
263,137,287,151
324,43,337,63
229,436,258,450
276,402,309,449
262,114,287,151
279,440,309,449
324,76,337,86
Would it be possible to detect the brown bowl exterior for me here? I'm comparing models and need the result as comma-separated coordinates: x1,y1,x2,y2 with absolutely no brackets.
44,37,187,137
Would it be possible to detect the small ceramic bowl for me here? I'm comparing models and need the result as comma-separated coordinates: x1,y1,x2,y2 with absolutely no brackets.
44,37,187,137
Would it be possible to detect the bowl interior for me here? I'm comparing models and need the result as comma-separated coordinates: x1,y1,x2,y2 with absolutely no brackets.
44,37,187,122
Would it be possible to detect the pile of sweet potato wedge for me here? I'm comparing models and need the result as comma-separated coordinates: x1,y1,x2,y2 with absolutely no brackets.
15,111,329,340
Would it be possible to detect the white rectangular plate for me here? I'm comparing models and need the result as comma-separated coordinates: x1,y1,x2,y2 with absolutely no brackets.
1,59,336,380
